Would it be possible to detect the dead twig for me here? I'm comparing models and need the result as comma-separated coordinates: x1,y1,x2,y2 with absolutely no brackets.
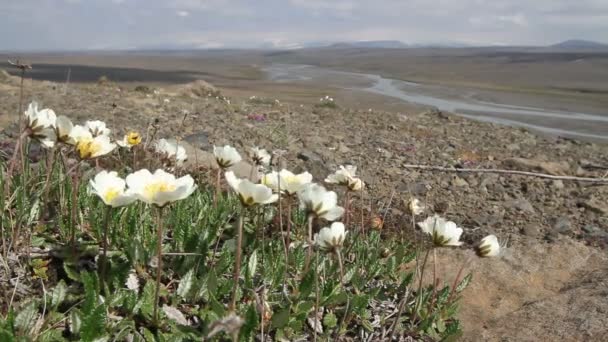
401,164,608,183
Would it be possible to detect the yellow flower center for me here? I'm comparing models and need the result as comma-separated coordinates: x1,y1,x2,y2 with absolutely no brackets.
103,188,120,203
143,181,176,199
127,132,141,146
76,139,101,159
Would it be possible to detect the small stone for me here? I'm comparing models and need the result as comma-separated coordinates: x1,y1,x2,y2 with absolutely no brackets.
552,180,565,190
507,198,536,214
580,199,608,215
552,217,572,235
451,176,469,187
521,224,542,238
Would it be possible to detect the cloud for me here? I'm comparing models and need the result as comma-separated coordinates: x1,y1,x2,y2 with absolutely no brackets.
0,0,606,50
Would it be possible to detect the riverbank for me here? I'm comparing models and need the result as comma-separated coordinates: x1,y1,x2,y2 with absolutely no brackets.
264,64,608,141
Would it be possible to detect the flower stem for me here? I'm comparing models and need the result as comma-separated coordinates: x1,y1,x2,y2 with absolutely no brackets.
344,190,350,228
153,206,164,325
447,256,472,305
70,162,81,254
303,214,314,275
39,148,57,223
230,206,245,311
214,168,221,207
413,248,432,321
100,206,112,293
313,249,320,342
285,198,292,257
336,248,345,286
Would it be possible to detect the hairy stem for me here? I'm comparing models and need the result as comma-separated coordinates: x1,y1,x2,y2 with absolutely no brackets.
313,249,320,342
100,206,112,293
344,190,350,228
230,206,245,311
303,214,314,275
153,206,164,325
70,162,81,253
336,248,345,286
214,168,221,207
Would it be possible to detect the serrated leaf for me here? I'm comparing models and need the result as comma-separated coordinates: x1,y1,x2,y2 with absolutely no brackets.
63,263,80,281
82,272,100,313
70,310,82,336
27,199,40,226
322,312,337,329
271,306,291,329
162,305,189,326
139,281,156,319
246,250,258,280
50,280,67,309
298,269,315,299
81,304,106,341
176,269,194,299
240,304,258,340
15,301,38,334
456,273,472,293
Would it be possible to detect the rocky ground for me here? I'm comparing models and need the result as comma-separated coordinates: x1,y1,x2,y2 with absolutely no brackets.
1,70,607,340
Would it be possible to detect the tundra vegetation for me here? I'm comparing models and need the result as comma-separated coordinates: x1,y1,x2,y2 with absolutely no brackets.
0,93,504,341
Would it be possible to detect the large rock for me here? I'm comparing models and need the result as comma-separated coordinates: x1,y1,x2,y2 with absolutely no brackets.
179,80,219,98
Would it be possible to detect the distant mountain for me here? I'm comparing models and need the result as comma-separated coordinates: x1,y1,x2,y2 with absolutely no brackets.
550,40,608,50
327,40,409,49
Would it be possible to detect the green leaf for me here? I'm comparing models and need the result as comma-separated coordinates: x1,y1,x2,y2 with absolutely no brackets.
456,273,472,293
14,301,38,334
271,306,291,329
63,263,80,281
176,269,195,300
298,269,315,299
246,250,258,280
81,304,107,342
240,304,258,340
50,280,67,309
82,272,100,313
70,310,82,336
323,312,337,329
139,281,156,319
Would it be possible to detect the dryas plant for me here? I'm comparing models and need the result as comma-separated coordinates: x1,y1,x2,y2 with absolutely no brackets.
0,100,500,341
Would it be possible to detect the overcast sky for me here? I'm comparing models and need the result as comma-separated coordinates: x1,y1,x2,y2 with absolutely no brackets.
1,0,608,50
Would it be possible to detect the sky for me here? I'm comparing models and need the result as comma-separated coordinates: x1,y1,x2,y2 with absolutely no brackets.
1,0,608,50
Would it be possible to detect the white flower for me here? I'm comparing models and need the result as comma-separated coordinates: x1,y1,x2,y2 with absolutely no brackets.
249,147,271,167
418,215,463,247
261,169,313,196
154,138,187,165
89,171,136,207
85,120,111,137
298,183,344,221
116,132,142,149
325,165,364,191
225,171,278,206
314,222,347,251
477,235,501,257
68,125,93,145
126,169,196,207
55,115,75,144
25,102,56,131
24,102,57,148
407,197,426,216
76,134,116,159
214,145,242,169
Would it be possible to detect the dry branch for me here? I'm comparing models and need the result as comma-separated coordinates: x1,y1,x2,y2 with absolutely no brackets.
401,164,608,183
